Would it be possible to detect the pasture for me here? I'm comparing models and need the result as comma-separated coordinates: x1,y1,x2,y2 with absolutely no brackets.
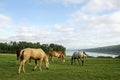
0,53,120,80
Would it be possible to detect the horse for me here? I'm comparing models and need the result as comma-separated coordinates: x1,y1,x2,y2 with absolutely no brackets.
17,48,49,74
71,51,87,66
16,49,22,61
16,49,33,65
49,51,65,63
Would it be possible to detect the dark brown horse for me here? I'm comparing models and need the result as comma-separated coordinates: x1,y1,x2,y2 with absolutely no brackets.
49,51,65,63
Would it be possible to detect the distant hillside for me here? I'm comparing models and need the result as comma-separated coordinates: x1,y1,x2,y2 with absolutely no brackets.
83,45,120,55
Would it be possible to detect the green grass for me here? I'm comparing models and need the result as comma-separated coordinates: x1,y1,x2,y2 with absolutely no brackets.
0,53,120,80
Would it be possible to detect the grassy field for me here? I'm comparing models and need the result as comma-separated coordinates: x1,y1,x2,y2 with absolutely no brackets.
0,53,120,80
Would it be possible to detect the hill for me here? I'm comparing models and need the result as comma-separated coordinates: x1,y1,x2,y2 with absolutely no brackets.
83,45,120,55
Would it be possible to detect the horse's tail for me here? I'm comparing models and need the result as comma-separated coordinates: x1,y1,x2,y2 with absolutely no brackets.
19,50,25,62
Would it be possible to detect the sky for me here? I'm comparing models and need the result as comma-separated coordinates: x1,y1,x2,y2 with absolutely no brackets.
0,0,120,49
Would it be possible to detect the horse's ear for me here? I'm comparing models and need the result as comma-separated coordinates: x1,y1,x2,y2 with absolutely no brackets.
83,51,85,54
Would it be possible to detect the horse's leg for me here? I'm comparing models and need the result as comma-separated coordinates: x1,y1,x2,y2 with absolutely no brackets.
33,60,38,71
77,58,80,64
82,57,85,66
18,60,26,74
51,56,53,62
22,60,27,73
73,59,76,64
18,62,22,74
80,58,84,66
81,59,84,66
50,56,53,63
39,58,43,71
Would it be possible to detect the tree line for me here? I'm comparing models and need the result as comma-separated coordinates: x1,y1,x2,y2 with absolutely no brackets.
0,41,66,55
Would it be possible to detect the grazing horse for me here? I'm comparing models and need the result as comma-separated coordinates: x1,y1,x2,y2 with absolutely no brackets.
49,51,65,63
17,48,49,74
16,49,33,65
71,51,87,66
16,49,21,61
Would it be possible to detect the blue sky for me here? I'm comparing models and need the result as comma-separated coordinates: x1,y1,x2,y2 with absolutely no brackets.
0,0,120,49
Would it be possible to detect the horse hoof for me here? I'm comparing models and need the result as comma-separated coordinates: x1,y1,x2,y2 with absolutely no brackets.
46,68,49,70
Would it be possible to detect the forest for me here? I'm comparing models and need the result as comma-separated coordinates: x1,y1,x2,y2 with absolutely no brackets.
0,41,66,55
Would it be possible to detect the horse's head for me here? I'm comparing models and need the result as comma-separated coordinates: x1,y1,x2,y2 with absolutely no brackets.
83,51,87,57
62,55,65,63
16,49,21,60
44,56,49,69
58,54,65,63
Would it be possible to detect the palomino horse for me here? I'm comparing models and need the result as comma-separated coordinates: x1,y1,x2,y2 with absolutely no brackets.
71,51,87,66
17,48,49,74
49,51,65,63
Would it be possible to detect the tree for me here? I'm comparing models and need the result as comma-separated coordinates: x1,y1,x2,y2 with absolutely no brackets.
0,41,66,55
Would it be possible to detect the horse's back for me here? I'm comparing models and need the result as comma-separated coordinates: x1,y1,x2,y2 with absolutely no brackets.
20,48,32,60
72,51,86,57
49,51,55,55
49,51,63,57
78,51,87,57
49,51,58,57
21,48,46,59
32,48,45,56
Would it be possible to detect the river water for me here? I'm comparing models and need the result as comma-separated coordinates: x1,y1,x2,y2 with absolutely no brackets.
66,50,118,58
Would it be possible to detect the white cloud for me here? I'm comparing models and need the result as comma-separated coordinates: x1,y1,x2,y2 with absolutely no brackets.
107,11,120,24
0,14,12,28
81,0,120,14
14,25,52,41
53,24,74,32
111,0,120,9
